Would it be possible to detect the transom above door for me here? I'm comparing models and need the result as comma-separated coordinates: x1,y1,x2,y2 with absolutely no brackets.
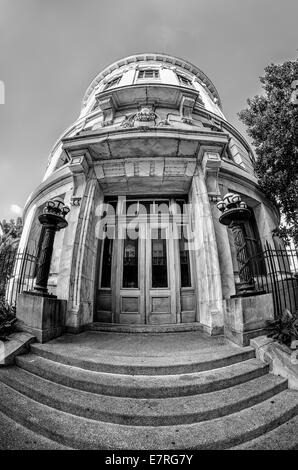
96,197,196,325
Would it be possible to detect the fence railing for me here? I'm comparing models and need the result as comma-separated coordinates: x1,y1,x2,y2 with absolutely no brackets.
248,241,298,318
0,250,38,305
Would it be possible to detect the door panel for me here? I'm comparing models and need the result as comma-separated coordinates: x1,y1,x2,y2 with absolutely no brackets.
117,222,145,324
146,224,176,324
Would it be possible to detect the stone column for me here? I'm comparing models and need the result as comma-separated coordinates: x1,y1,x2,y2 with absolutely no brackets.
189,165,224,335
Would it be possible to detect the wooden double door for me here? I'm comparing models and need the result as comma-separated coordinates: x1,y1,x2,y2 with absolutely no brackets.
96,199,196,325
115,220,177,325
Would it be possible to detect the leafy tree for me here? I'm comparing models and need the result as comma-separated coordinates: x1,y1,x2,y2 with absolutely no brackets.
238,59,298,246
0,218,23,299
0,218,23,251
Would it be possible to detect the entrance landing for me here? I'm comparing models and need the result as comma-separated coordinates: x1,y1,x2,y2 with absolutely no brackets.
30,330,254,375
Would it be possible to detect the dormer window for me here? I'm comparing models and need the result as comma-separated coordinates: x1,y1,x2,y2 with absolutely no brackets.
104,75,122,90
176,73,192,87
137,69,160,80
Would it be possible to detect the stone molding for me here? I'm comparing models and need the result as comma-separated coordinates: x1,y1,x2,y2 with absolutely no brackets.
93,157,197,181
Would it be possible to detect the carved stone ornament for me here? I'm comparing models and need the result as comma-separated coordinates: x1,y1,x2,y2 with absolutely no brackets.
121,106,160,130
70,196,82,207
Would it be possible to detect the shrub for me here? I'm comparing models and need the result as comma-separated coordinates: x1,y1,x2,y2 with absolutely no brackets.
267,309,298,348
0,298,16,341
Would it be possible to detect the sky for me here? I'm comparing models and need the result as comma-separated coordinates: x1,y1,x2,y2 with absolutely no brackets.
0,0,297,220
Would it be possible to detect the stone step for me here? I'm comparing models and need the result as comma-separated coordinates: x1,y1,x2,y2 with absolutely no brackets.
0,410,70,450
232,415,298,450
16,354,270,398
0,367,287,426
0,380,297,449
89,322,204,333
30,342,255,375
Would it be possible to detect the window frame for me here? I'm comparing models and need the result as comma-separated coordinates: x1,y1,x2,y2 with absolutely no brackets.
137,69,160,80
176,73,193,88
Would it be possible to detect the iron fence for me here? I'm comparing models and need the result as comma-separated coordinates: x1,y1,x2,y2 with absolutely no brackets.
1,241,297,319
248,241,298,318
0,250,37,305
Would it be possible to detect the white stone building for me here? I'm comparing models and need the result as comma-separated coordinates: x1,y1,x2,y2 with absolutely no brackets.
16,53,279,344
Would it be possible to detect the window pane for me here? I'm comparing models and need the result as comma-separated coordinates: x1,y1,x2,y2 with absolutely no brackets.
123,230,138,288
101,237,113,287
179,229,191,287
152,228,168,288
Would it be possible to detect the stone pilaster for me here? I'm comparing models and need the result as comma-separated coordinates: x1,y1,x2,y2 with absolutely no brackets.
189,169,224,335
56,151,103,331
63,175,103,332
202,153,235,299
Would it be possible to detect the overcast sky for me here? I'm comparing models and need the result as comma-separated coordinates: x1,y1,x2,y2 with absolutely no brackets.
0,0,297,220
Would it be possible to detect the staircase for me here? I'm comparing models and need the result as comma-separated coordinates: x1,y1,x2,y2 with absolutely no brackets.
0,330,297,450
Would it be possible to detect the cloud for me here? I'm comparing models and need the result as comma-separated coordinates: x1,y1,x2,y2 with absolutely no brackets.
10,204,23,216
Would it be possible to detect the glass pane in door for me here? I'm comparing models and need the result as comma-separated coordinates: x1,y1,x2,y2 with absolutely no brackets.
152,228,168,288
101,237,113,287
122,229,139,288
179,228,191,287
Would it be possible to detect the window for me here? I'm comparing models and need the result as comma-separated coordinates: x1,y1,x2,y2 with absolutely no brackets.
176,74,192,87
104,76,122,90
137,69,159,80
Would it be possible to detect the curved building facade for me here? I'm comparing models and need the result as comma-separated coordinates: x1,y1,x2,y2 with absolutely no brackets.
17,53,279,343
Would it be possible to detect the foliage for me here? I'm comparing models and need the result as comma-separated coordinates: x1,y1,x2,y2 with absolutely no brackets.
0,218,23,298
0,298,16,341
0,218,23,251
238,59,298,246
266,309,298,347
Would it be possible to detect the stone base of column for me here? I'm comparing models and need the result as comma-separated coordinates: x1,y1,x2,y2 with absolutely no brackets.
16,292,66,343
225,292,274,346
